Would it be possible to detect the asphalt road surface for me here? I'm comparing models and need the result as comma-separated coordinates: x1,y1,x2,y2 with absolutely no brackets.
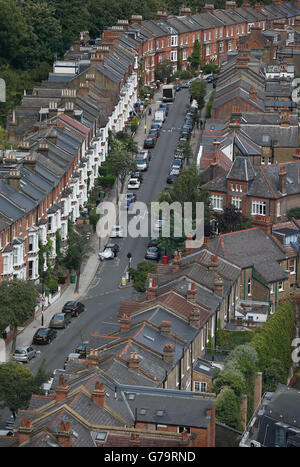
19,88,192,376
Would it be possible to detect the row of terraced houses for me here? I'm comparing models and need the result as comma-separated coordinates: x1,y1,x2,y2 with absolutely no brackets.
2,0,300,288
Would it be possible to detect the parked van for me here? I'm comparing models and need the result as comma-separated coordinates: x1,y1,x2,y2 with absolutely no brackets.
136,151,149,171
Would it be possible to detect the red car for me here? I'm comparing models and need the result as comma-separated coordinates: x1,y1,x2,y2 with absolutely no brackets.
144,138,155,149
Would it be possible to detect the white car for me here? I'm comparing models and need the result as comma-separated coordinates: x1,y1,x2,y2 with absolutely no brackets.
128,178,140,189
110,225,124,238
98,243,119,261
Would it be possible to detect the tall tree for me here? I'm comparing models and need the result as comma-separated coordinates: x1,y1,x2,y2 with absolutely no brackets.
188,39,202,71
0,279,39,352
189,79,207,110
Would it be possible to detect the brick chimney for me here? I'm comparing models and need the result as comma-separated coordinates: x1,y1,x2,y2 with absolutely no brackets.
128,352,140,371
189,308,201,328
253,372,262,411
90,52,105,67
92,380,106,407
280,110,290,126
55,374,69,402
255,1,262,11
120,313,131,332
78,81,89,97
18,418,33,446
209,255,218,272
147,276,158,300
129,433,141,445
57,421,72,447
279,166,287,195
187,282,197,302
201,4,215,13
252,215,272,235
214,276,224,297
172,251,181,272
163,343,175,363
156,10,168,20
225,1,236,9
160,320,172,335
293,148,300,160
37,140,49,155
130,15,143,25
180,7,192,16
7,168,21,191
87,349,99,369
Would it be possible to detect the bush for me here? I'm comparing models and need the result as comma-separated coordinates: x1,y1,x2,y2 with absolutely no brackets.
99,174,116,188
129,262,156,292
98,166,110,177
215,387,243,431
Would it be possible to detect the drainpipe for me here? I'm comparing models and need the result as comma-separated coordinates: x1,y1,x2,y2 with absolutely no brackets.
252,264,271,310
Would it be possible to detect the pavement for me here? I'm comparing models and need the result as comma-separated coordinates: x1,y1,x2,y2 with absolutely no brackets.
7,87,165,355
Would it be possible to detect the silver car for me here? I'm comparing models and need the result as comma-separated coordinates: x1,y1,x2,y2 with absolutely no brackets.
13,345,36,363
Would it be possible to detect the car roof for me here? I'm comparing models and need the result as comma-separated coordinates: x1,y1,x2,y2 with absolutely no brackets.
15,345,31,351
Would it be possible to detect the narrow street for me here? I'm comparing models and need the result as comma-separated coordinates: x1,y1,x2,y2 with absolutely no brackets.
24,87,192,375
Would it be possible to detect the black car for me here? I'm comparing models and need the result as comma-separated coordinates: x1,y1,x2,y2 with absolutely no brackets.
32,327,57,345
74,341,89,358
145,246,161,261
173,158,183,168
181,130,191,139
174,83,181,92
62,301,85,317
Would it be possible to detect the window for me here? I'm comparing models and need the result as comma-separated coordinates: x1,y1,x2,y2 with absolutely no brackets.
182,50,187,60
270,283,274,294
231,27,233,36
219,42,224,52
208,31,211,41
170,50,177,62
275,426,286,447
211,194,223,210
194,381,207,392
28,235,34,252
161,40,164,49
171,35,178,47
3,255,11,274
219,28,223,39
248,279,252,296
228,42,232,52
289,259,296,275
278,281,284,292
252,200,266,216
204,32,207,41
215,29,218,39
232,196,242,211
261,156,265,165
206,45,210,56
276,202,281,218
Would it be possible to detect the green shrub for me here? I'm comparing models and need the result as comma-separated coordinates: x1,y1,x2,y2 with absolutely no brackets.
129,262,156,292
99,174,116,188
215,387,243,431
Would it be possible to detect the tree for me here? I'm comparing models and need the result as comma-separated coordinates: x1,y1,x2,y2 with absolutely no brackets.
154,60,173,83
0,279,39,352
188,39,202,71
0,362,36,418
106,138,137,202
189,79,206,109
215,387,243,431
62,221,88,293
213,205,252,234
129,261,156,292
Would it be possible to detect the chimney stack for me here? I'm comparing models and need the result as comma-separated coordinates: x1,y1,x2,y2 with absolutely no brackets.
120,313,131,332
18,418,33,446
163,343,175,363
7,168,21,191
189,308,201,328
214,276,224,297
147,276,158,300
160,320,172,335
279,166,287,195
57,421,72,447
187,282,197,302
87,349,99,369
128,352,140,371
55,374,69,402
209,255,218,272
92,381,106,407
172,251,181,272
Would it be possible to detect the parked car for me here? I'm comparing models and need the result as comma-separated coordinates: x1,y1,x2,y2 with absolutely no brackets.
171,167,181,175
167,172,179,184
99,243,119,261
49,312,71,329
159,102,169,114
150,123,161,134
74,341,89,358
145,246,161,261
32,327,57,345
149,128,159,139
5,415,15,431
143,138,155,149
110,225,125,238
174,83,181,92
62,301,85,317
64,352,81,368
147,133,157,143
182,80,192,88
173,158,183,168
13,345,36,363
181,130,191,139
128,178,141,189
148,237,159,247
131,172,143,184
